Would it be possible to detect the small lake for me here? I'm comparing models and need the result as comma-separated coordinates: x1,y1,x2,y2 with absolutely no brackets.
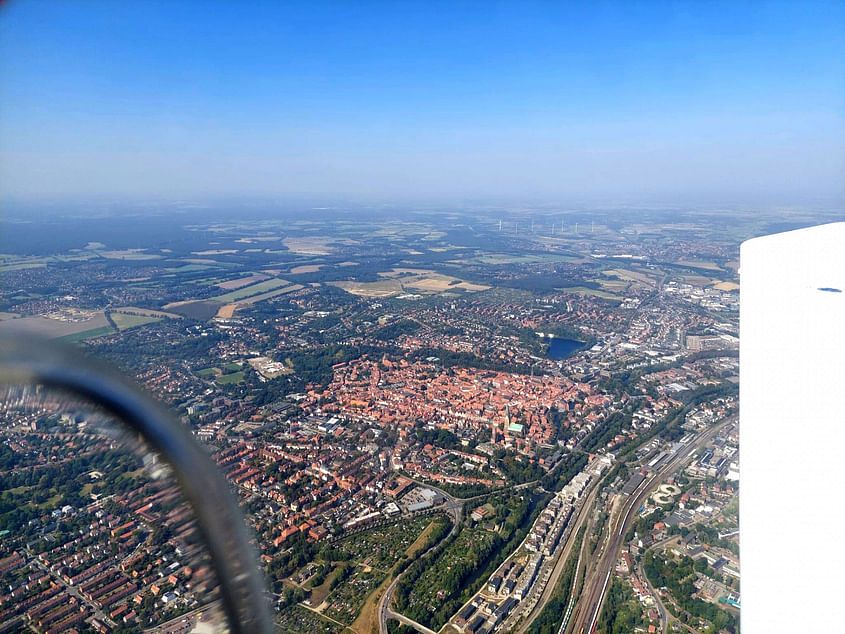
546,337,583,360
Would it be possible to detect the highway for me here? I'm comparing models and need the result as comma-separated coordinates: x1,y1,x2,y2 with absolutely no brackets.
566,420,730,634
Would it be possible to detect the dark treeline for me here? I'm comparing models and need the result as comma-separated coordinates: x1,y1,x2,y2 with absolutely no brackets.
372,319,422,341
541,451,589,491
395,492,537,631
644,551,736,632
595,577,647,634
407,347,532,375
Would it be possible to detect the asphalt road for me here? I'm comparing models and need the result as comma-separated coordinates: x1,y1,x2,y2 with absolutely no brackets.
637,544,669,633
144,603,220,633
28,552,114,628
378,482,463,634
635,536,708,634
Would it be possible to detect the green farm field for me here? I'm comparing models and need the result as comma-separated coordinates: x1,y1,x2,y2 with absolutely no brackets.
57,325,116,343
213,278,290,302
110,312,161,330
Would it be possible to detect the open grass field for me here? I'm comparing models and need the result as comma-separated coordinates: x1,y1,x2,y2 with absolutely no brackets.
406,520,440,558
0,260,47,272
182,276,227,286
163,300,223,320
110,312,161,330
679,275,715,287
351,574,391,634
350,576,393,634
328,280,402,297
236,284,303,304
602,268,658,287
306,565,343,607
166,264,217,273
377,267,430,277
114,306,181,319
675,258,724,271
99,249,162,260
216,370,246,384
213,278,290,302
330,269,488,297
463,253,577,265
712,280,740,291
56,254,102,263
0,253,102,270
559,286,624,301
216,273,270,290
215,284,304,318
406,276,489,292
290,264,324,274
0,312,110,338
597,279,629,292
4,485,33,496
214,284,303,318
235,236,282,243
283,237,335,255
57,325,117,343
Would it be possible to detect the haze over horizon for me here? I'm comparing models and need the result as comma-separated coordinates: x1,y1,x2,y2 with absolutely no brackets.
1,1,844,206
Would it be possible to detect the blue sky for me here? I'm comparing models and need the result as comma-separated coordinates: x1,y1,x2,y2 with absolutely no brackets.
1,0,843,204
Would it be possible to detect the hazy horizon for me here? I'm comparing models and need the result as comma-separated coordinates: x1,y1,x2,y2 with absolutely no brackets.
2,1,844,205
